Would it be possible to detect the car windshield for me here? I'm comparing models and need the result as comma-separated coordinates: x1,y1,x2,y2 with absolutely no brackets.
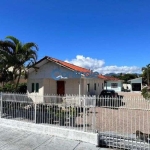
100,90,116,95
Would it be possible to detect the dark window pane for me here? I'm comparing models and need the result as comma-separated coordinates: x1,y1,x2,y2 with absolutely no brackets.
32,83,34,92
36,83,39,92
87,83,90,92
94,83,96,90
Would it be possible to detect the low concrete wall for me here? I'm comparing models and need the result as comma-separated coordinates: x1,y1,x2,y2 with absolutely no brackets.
0,118,98,145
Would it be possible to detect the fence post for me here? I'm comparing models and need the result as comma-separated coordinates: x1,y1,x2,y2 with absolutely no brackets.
34,103,37,123
83,95,86,132
34,94,37,123
0,92,2,118
92,95,96,132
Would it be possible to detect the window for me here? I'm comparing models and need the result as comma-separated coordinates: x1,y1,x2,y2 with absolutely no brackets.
94,83,96,90
111,83,118,88
36,83,39,92
87,83,90,92
31,83,39,92
31,83,34,92
102,83,103,89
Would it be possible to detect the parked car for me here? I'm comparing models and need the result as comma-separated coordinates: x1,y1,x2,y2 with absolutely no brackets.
99,90,118,98
97,90,124,107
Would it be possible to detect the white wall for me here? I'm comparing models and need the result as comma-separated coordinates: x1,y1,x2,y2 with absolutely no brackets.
82,78,104,96
104,81,123,92
27,78,44,103
29,62,57,79
27,78,44,95
65,78,83,95
43,78,56,94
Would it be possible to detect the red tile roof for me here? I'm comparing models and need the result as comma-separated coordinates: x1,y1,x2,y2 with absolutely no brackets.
104,76,121,81
35,56,120,81
37,56,106,79
47,56,90,73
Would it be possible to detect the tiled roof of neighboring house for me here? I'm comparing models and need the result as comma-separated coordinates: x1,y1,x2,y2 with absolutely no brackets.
98,74,108,80
105,76,122,81
34,56,107,80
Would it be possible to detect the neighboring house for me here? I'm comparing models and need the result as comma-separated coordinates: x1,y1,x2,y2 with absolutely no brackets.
122,83,131,91
104,76,124,92
128,77,142,92
27,56,106,99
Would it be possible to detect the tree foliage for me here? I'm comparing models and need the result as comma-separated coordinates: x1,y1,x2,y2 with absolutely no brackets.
112,73,138,83
142,64,150,86
141,87,150,99
0,36,38,91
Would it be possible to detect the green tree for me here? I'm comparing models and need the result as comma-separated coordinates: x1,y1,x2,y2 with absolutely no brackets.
0,36,38,90
117,73,138,83
142,64,150,86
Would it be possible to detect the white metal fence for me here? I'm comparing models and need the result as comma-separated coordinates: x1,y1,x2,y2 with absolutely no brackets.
0,93,96,132
96,94,150,149
0,92,150,149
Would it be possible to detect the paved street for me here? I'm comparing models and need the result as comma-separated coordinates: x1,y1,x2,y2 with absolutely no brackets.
0,125,113,150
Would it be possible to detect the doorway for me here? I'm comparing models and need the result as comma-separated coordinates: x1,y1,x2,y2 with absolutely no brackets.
57,81,65,95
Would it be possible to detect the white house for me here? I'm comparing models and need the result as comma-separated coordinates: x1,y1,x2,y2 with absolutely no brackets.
128,77,142,92
27,56,106,100
104,76,124,92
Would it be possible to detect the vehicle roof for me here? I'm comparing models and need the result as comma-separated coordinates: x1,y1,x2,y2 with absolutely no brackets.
102,90,115,92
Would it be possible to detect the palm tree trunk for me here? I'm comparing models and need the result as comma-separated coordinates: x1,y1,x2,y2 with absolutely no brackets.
15,68,21,91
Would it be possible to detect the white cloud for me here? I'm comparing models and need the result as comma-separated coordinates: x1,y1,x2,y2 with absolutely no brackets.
65,55,105,70
65,55,141,74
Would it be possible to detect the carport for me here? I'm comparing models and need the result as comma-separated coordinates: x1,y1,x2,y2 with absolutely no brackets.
128,77,142,92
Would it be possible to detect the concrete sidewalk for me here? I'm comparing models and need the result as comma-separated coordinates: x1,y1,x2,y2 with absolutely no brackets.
0,125,113,150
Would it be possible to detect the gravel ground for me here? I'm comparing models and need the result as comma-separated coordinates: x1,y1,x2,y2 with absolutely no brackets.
95,92,150,135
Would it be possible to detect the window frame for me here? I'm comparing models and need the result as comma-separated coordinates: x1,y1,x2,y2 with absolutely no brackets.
31,82,39,93
111,83,118,88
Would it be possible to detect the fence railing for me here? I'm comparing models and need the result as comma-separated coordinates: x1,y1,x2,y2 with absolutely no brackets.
0,93,96,132
1,92,150,149
96,95,150,149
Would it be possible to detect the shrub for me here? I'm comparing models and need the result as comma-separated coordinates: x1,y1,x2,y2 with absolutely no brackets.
141,87,150,99
16,83,27,93
0,83,27,93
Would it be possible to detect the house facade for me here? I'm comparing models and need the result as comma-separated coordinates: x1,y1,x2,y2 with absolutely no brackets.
27,56,106,99
104,77,123,92
128,77,142,91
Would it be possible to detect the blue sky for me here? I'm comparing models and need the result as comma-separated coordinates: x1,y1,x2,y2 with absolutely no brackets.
0,0,150,74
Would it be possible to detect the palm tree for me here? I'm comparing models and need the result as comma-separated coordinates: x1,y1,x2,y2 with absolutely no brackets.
0,36,38,90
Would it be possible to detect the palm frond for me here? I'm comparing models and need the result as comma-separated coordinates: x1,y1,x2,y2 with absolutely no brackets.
22,42,38,51
5,36,20,46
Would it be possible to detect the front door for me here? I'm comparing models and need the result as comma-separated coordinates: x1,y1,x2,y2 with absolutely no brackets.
57,81,65,95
